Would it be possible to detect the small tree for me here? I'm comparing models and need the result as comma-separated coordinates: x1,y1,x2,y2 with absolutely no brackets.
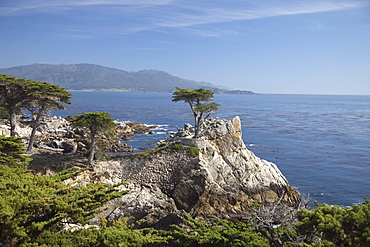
24,82,71,153
172,87,220,138
71,112,115,165
0,74,34,136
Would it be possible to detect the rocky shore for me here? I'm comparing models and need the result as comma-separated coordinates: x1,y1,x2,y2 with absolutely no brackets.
3,116,156,154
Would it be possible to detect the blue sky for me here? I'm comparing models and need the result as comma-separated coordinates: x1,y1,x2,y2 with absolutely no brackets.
1,0,369,95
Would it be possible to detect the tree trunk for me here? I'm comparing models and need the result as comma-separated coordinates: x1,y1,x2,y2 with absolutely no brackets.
88,134,96,166
27,106,44,154
9,108,17,137
194,114,199,138
194,113,203,138
194,120,200,138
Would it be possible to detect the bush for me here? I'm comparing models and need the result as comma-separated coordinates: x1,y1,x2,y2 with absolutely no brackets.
295,199,370,246
171,144,183,151
0,136,31,168
188,146,200,157
168,214,270,246
0,165,128,246
36,218,168,247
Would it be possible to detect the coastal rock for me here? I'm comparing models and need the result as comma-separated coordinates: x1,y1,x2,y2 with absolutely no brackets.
65,116,300,227
0,125,10,136
16,116,153,154
171,116,300,216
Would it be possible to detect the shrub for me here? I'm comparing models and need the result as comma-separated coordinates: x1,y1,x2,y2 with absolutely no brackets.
188,146,200,157
168,214,270,246
171,144,183,151
295,198,370,246
0,165,128,246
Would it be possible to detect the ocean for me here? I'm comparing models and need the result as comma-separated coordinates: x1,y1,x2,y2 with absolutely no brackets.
53,91,370,207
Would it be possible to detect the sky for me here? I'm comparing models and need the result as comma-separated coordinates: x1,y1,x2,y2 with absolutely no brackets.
0,0,369,95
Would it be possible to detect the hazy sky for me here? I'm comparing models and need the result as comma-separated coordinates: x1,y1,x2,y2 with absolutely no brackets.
1,0,369,95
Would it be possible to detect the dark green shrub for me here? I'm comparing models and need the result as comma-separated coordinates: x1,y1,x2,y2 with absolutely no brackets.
36,218,169,247
168,214,270,246
295,198,370,246
0,165,128,246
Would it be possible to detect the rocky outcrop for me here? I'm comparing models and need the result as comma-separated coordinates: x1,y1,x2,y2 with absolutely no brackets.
176,117,300,216
64,116,301,228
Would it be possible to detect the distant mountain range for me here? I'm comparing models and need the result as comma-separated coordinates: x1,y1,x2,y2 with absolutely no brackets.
0,63,255,94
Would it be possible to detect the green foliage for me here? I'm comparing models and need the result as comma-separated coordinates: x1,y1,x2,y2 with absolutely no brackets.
71,111,115,136
0,165,128,246
168,214,270,247
295,199,370,246
251,200,261,209
188,146,200,157
0,106,8,119
172,87,220,138
171,143,183,151
0,135,31,167
23,80,72,112
35,218,169,247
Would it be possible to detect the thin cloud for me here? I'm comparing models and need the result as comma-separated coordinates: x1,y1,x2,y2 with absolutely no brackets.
0,0,173,15
1,0,368,38
131,1,369,36
308,20,325,30
152,1,369,29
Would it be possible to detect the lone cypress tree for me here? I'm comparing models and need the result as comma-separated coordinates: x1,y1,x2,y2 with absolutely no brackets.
71,112,115,165
172,87,220,138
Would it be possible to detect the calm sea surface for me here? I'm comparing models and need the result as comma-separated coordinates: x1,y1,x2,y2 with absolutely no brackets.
53,92,370,207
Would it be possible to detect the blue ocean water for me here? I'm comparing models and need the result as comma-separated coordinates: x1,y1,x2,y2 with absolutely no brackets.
53,91,370,207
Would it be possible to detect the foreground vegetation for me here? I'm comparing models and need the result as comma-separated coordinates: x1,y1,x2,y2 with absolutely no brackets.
1,136,369,247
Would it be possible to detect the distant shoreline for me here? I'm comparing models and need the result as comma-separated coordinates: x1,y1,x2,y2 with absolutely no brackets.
67,89,258,95
66,90,370,96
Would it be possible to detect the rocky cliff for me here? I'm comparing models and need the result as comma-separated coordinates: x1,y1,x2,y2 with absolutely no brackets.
64,116,301,228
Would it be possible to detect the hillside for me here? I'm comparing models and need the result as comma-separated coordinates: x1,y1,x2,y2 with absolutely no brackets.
0,63,255,94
